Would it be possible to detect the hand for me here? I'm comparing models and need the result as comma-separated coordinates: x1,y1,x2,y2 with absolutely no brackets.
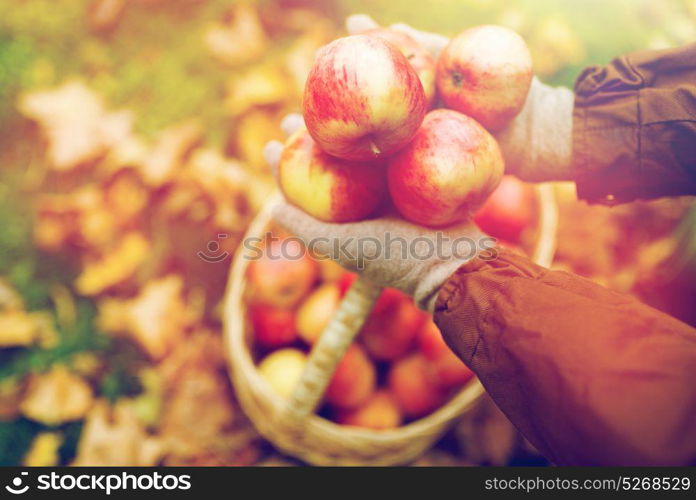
264,116,491,312
344,14,575,182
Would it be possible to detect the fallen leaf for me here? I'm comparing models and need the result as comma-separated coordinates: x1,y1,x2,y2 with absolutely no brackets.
23,432,63,466
138,120,202,186
20,365,94,426
123,275,191,360
75,232,150,295
19,81,132,171
72,399,163,466
0,310,39,348
224,64,288,116
204,4,267,66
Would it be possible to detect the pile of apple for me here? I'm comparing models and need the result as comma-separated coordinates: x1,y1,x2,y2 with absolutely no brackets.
247,24,542,429
278,24,536,229
248,238,476,429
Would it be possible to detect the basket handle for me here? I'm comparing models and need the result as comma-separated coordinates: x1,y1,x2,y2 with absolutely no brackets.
281,275,382,425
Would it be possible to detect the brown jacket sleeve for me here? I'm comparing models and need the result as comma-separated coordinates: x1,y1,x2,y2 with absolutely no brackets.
434,248,696,465
573,44,696,204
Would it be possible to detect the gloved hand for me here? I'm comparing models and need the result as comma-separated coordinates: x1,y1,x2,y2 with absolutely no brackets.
345,14,575,182
265,116,492,312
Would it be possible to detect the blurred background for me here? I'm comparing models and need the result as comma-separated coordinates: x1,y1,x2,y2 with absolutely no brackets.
0,0,695,466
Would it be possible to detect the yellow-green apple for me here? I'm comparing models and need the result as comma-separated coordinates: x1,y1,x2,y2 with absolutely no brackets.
296,283,340,344
474,175,537,243
326,344,376,409
247,237,318,307
303,34,427,161
258,348,307,399
250,304,298,349
364,28,436,108
335,390,403,430
418,318,474,389
318,259,344,283
360,288,425,360
436,25,532,131
388,352,445,418
388,109,504,227
278,128,388,222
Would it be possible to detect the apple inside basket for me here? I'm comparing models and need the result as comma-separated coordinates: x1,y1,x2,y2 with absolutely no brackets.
223,182,557,466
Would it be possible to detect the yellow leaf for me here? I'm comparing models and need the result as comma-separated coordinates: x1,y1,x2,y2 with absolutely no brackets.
224,65,288,116
75,232,150,295
20,365,93,426
203,4,267,66
0,310,39,348
23,432,63,467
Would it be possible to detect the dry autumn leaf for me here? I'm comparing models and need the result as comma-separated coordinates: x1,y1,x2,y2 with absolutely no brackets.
72,399,163,466
75,232,150,295
123,275,192,360
138,120,202,187
0,310,39,347
203,3,267,66
20,365,94,426
23,432,63,467
98,275,193,360
156,331,259,466
224,64,288,116
18,81,133,171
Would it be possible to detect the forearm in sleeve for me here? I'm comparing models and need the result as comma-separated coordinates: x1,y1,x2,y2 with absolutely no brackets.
573,44,696,204
434,247,696,465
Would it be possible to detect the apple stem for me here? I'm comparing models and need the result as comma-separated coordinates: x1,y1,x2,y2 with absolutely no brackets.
369,139,381,156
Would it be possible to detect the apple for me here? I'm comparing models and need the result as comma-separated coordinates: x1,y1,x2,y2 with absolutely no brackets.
364,28,436,108
388,109,504,227
278,128,388,222
360,288,424,361
258,348,307,399
436,25,532,131
296,284,341,345
303,34,427,161
474,175,537,243
337,272,357,297
318,259,344,283
247,237,318,307
388,353,445,418
325,344,376,409
335,390,403,430
250,304,297,349
418,318,474,389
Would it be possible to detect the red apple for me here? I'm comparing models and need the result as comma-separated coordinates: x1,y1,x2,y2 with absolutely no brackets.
388,353,445,418
337,272,357,297
388,109,504,227
474,175,537,243
418,318,474,389
364,28,436,108
360,289,424,361
247,237,318,307
437,25,532,131
303,34,427,161
278,128,387,222
326,344,376,409
335,390,403,430
250,304,297,349
296,284,340,345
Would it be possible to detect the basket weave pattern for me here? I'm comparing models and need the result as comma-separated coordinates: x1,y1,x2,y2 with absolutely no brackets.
224,185,557,465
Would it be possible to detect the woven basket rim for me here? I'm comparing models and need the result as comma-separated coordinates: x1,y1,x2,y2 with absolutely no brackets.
223,184,557,453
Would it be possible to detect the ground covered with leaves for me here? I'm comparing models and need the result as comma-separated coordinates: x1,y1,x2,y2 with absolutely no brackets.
0,0,694,466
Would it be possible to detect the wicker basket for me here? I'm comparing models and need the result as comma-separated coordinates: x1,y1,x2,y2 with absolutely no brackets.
224,184,558,465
